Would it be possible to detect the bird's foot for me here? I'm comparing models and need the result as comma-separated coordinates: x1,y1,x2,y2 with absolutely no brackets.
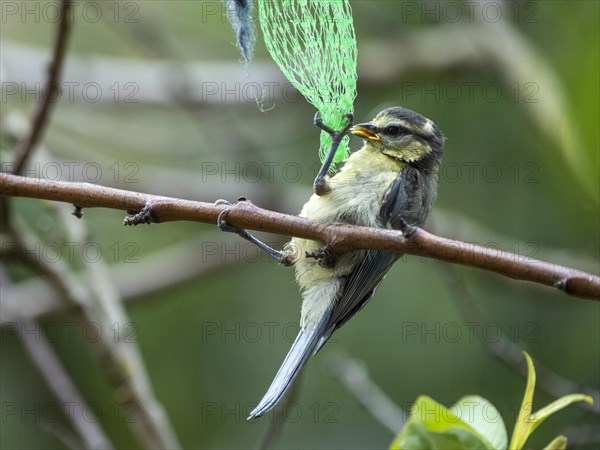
313,112,354,138
216,198,284,261
312,112,354,197
397,218,417,238
306,245,339,268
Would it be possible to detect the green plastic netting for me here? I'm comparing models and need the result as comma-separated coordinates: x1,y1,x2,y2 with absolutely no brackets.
258,0,358,165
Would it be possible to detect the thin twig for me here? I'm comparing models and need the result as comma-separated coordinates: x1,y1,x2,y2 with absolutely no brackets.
39,422,82,450
1,232,237,323
2,224,106,449
255,375,303,450
56,203,182,449
15,318,115,449
1,173,599,300
4,213,180,449
11,0,74,175
326,352,406,434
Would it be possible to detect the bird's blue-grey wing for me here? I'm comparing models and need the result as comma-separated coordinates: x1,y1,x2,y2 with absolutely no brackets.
318,168,421,348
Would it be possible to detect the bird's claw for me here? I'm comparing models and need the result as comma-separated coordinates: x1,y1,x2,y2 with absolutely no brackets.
340,112,354,135
216,198,248,236
313,112,354,138
215,197,247,207
314,112,336,135
397,218,417,238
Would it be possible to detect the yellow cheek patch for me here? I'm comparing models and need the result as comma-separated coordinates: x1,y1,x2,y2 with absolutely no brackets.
382,140,431,162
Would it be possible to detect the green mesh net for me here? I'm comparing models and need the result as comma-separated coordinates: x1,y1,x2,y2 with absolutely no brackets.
258,0,358,165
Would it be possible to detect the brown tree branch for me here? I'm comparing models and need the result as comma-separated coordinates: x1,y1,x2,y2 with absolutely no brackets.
11,0,74,175
1,172,599,301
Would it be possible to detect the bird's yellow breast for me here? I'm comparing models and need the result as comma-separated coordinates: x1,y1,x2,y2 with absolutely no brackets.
300,147,404,227
282,146,404,327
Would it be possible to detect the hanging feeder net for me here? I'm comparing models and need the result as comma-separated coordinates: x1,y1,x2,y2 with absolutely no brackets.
259,0,358,166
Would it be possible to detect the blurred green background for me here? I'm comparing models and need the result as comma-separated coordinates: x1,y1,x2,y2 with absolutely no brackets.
1,1,598,449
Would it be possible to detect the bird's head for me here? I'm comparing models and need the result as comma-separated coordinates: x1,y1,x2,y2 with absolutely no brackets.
350,107,445,172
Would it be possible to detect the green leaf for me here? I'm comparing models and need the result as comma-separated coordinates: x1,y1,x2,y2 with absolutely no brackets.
542,435,568,450
530,394,594,434
449,396,507,450
508,352,536,450
390,396,494,450
507,352,594,450
391,421,481,450
392,352,593,450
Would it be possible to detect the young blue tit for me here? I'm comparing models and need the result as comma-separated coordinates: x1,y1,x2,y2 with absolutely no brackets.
244,106,445,419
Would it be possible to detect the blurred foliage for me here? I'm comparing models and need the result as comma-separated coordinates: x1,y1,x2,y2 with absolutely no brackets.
390,353,593,450
1,1,598,449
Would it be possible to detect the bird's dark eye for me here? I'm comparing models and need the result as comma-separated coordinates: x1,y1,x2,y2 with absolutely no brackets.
386,125,401,136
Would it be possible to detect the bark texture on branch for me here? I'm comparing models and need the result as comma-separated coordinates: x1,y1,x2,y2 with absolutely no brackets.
1,172,599,300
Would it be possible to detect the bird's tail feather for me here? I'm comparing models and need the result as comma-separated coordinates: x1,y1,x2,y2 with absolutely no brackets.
247,311,331,420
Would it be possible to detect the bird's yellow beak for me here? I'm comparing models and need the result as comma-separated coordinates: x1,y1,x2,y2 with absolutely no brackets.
350,124,380,141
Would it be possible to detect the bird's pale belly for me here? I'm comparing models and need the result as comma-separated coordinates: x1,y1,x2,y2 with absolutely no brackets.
283,168,399,328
